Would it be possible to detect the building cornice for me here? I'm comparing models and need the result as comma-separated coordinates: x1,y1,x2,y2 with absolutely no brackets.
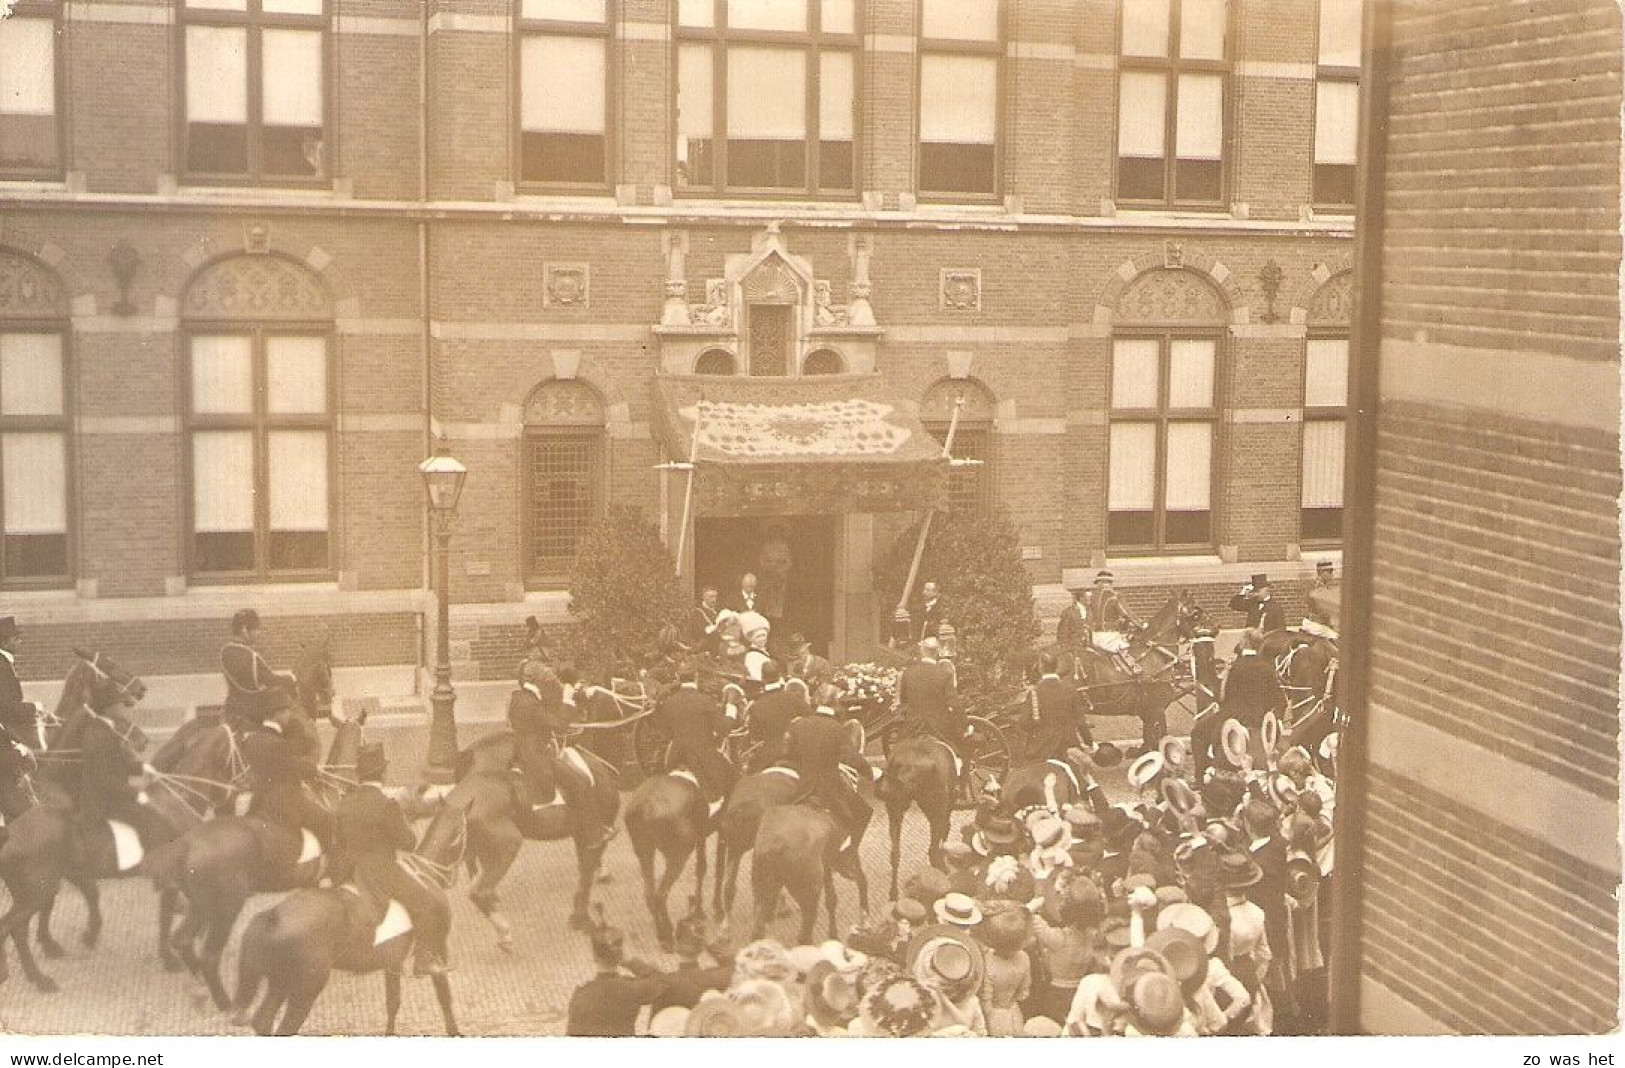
0,190,1356,238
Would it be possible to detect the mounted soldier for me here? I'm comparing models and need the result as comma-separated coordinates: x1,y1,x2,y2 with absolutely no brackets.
781,683,869,854
897,638,962,761
151,609,296,770
509,658,569,808
239,709,321,840
744,661,803,772
658,661,737,805
0,616,41,821
332,742,451,978
1086,571,1145,677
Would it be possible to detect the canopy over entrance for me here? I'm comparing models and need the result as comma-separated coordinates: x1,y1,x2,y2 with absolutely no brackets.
653,373,948,516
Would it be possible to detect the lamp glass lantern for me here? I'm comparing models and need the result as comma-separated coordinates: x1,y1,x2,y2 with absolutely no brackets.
418,451,468,517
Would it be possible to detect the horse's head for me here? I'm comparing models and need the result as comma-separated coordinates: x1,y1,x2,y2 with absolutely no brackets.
72,648,147,710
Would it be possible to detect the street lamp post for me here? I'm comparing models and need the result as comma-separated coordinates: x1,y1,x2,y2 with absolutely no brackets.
419,447,468,786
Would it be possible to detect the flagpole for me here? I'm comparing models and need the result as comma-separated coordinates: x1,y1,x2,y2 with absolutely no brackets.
896,394,966,619
672,397,704,578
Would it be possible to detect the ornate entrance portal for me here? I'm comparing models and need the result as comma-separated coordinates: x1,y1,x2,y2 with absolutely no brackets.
694,515,837,655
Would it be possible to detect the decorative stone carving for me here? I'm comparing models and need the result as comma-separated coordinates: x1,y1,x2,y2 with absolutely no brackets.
922,379,997,423
184,255,330,320
543,263,589,309
108,242,141,317
813,281,849,326
0,251,66,318
941,269,981,311
688,279,731,326
1116,269,1225,324
661,231,689,326
848,234,875,327
1164,241,1185,269
524,379,604,427
1308,270,1354,325
1257,259,1284,324
243,221,272,255
742,256,801,304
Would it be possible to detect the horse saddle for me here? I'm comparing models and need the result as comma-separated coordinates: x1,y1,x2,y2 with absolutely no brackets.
107,818,144,873
339,883,413,948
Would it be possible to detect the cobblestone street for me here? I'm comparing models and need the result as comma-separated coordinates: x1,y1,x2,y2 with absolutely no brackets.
0,711,1166,1037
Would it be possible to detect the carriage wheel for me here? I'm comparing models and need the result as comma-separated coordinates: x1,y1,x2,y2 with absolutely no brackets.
632,716,672,777
958,716,1010,810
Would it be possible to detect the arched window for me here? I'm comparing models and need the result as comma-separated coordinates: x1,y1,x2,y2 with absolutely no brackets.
183,254,333,579
921,379,995,513
694,348,736,376
523,379,605,585
802,348,843,375
0,250,70,586
1109,268,1226,551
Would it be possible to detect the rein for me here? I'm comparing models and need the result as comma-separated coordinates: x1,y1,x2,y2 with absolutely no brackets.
401,816,467,893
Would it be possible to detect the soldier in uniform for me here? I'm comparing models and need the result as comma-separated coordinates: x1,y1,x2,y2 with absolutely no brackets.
659,662,736,803
782,683,868,851
0,617,41,755
1055,580,1092,656
744,661,803,772
897,638,962,757
1030,652,1091,761
509,659,568,808
240,713,320,835
333,742,451,978
1086,571,1145,676
157,610,296,769
1230,574,1286,634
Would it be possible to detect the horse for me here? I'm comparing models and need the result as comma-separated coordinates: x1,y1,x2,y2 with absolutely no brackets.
148,711,365,1009
230,805,466,1036
624,767,713,951
876,733,957,900
430,727,620,947
750,802,864,945
0,652,151,993
1266,636,1339,755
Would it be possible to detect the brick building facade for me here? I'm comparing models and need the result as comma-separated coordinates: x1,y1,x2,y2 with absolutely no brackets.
1333,0,1621,1035
0,0,1355,709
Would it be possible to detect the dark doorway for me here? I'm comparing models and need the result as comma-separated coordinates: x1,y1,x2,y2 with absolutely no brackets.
695,514,836,656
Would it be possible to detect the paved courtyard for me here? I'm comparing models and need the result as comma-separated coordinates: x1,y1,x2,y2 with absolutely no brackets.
0,706,1182,1037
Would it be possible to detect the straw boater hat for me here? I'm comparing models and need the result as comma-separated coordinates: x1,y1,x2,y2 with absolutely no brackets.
1022,1016,1064,1037
1126,751,1167,792
906,924,987,1003
1126,971,1187,1035
1286,852,1321,904
1261,711,1281,752
1143,927,1208,992
686,992,752,1036
1221,720,1251,769
932,891,983,929
1161,776,1200,817
805,959,863,1031
1157,901,1221,954
1158,734,1189,771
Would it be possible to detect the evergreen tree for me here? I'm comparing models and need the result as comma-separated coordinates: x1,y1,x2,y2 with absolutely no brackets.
876,507,1040,708
566,506,687,682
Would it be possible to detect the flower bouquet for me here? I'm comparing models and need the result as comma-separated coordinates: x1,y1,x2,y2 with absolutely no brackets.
834,662,900,721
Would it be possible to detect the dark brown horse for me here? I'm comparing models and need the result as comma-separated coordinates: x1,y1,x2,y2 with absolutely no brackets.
1058,592,1206,755
231,805,466,1036
877,734,956,899
0,653,150,993
148,713,363,1010
712,766,802,918
750,803,864,945
1262,634,1339,755
434,729,620,946
624,769,712,950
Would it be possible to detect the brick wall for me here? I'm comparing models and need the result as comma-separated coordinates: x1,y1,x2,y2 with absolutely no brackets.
1348,0,1621,1035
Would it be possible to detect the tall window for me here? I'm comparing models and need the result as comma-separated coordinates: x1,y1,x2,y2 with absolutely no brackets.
181,0,328,184
519,0,611,187
1314,0,1361,209
0,1,60,178
918,0,1000,198
676,0,858,196
1302,336,1347,542
1116,0,1228,206
187,331,332,579
524,380,605,585
0,332,69,585
1108,335,1218,550
923,380,994,513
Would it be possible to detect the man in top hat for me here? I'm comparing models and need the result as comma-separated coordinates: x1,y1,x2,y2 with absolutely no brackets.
567,912,666,1036
683,586,725,656
783,633,832,693
0,616,42,780
658,661,736,806
332,742,452,978
897,638,962,760
1086,571,1144,676
1230,574,1286,634
1030,651,1091,762
239,711,320,836
913,581,947,643
781,683,868,852
744,661,804,771
1055,578,1092,656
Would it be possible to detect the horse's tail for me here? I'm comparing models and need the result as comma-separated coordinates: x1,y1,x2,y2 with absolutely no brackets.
234,908,276,1014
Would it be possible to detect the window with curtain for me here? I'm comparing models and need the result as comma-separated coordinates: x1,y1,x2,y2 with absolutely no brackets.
0,332,69,585
524,380,606,585
187,330,332,579
1302,336,1348,542
1116,0,1228,207
0,2,61,178
519,0,611,187
676,0,858,196
1109,335,1218,550
1314,0,1361,209
918,0,1000,197
181,0,328,184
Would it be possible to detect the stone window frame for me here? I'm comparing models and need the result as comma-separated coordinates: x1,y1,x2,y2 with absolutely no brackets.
1114,0,1234,210
0,0,65,182
1105,329,1224,554
521,378,608,588
915,0,1004,202
182,323,338,584
514,0,618,192
921,376,995,513
176,0,333,189
1312,0,1361,211
674,0,864,199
